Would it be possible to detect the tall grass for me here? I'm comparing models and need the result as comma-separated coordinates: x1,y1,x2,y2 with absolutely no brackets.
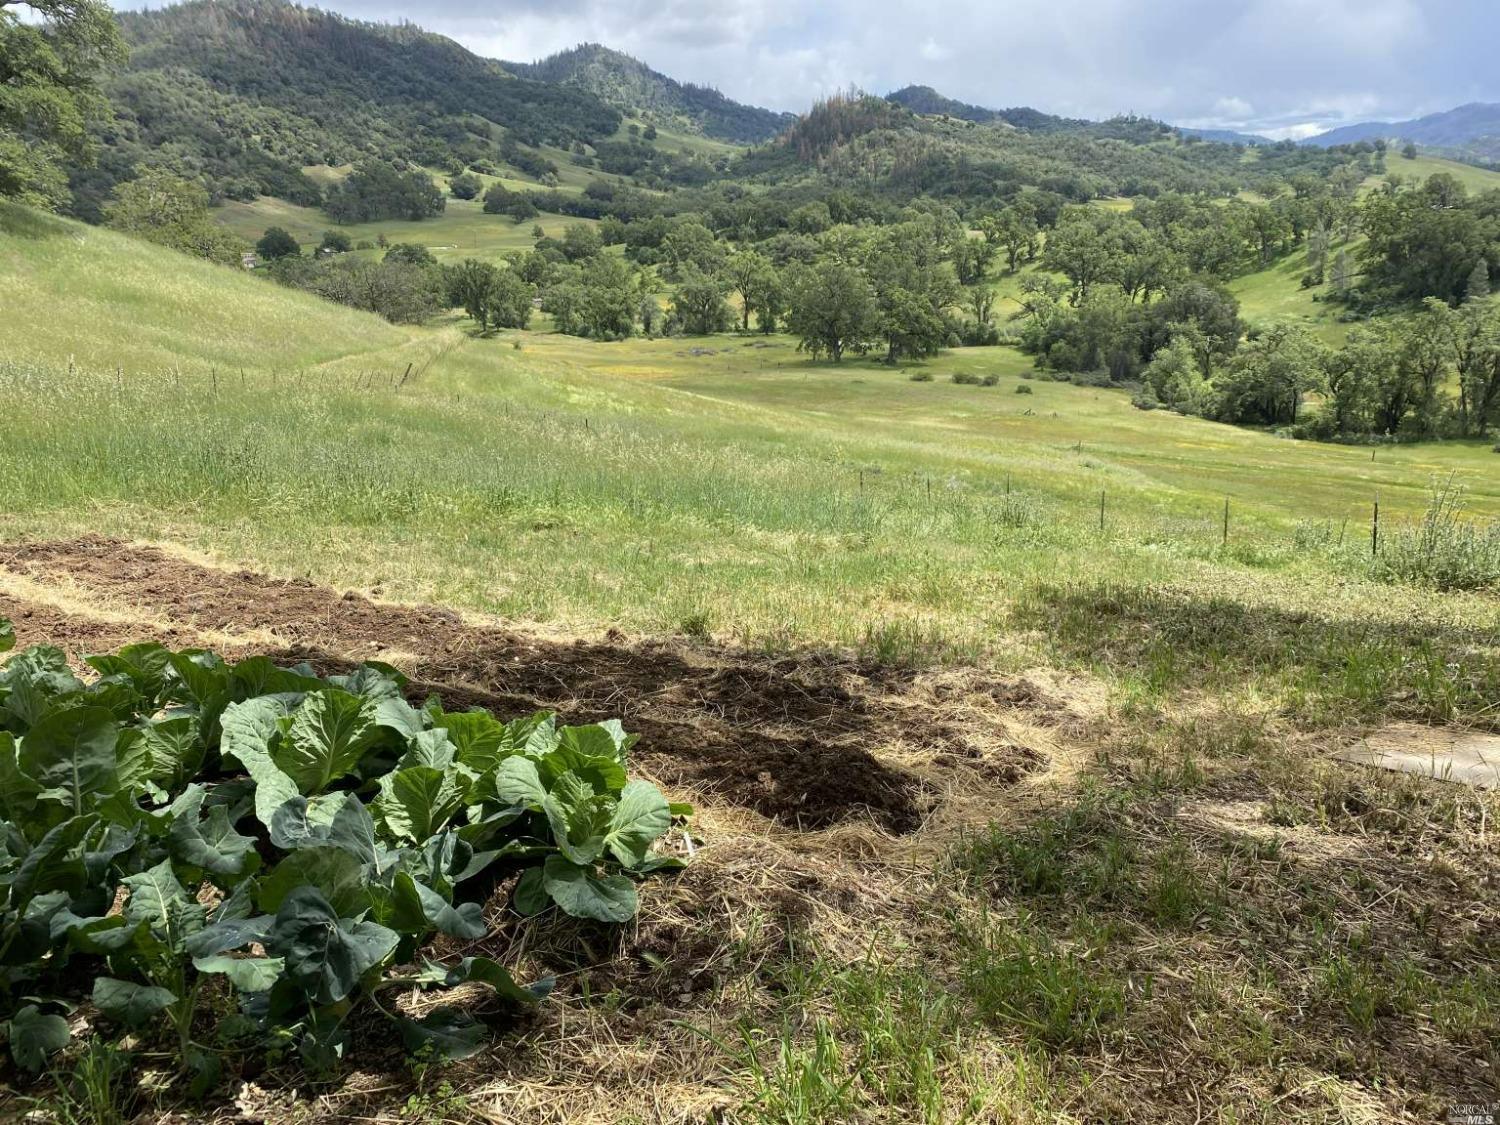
1373,477,1500,592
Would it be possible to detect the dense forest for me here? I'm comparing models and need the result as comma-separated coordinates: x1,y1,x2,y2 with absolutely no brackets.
66,0,622,219
506,44,793,145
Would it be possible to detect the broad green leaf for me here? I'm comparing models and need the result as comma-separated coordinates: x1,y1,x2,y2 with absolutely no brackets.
135,715,204,791
605,781,672,868
229,656,325,699
18,706,119,814
193,954,284,993
265,887,398,1005
185,915,274,959
513,867,548,916
0,618,13,654
373,765,469,843
542,772,611,865
0,732,42,823
396,1007,486,1061
391,871,486,939
8,1005,70,1072
492,756,547,808
122,859,206,954
220,697,298,827
258,845,369,917
541,855,638,923
431,709,510,772
13,815,97,906
92,978,176,1026
168,790,261,880
165,651,229,706
84,643,172,700
425,956,552,1005
399,729,455,769
273,689,379,795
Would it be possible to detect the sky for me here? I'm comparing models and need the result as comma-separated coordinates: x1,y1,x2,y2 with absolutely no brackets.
110,0,1500,139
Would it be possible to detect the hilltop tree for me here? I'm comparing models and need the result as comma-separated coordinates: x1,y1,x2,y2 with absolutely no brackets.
560,222,602,262
786,260,876,363
256,226,301,260
385,242,436,267
0,0,125,209
726,250,779,332
103,170,244,265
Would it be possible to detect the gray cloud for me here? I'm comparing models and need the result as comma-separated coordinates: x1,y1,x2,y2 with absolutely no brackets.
113,0,1499,135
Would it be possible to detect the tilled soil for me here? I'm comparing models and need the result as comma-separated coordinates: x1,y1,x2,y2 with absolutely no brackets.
0,537,1054,834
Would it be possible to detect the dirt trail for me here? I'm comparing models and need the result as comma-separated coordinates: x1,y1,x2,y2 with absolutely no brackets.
0,537,1087,835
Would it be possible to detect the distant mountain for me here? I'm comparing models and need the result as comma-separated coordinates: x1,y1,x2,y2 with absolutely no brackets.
1179,127,1272,146
1305,103,1500,159
884,86,1094,133
507,44,792,144
71,0,620,219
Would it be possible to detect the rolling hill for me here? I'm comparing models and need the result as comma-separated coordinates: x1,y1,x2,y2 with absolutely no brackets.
1306,102,1500,163
69,0,622,220
507,43,792,144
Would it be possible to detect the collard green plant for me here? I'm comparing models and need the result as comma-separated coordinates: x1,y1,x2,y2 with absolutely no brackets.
0,621,688,1080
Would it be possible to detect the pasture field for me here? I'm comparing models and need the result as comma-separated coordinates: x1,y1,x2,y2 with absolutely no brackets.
2,202,1498,1124
213,195,593,265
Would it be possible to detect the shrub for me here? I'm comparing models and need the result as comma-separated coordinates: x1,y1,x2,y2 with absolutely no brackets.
908,370,934,382
0,623,688,1077
980,373,999,387
1015,383,1034,395
1372,479,1500,591
951,371,983,385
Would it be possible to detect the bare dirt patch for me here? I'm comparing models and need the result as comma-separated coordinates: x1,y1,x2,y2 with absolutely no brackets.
0,537,1065,835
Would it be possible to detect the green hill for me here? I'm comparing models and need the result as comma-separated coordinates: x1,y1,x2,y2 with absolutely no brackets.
507,43,792,144
70,0,621,220
0,200,413,376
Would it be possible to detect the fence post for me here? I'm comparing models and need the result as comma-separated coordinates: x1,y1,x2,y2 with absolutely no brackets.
1222,497,1230,547
1099,490,1106,532
1371,492,1380,557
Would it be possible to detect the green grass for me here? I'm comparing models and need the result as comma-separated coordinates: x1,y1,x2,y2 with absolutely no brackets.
5,201,1499,1125
4,202,1499,693
213,195,592,265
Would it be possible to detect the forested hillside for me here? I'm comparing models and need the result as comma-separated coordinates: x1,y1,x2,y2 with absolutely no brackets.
507,44,792,144
68,0,622,218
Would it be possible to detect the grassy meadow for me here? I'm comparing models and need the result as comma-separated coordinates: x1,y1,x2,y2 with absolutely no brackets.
5,200,1500,1123
4,199,1499,698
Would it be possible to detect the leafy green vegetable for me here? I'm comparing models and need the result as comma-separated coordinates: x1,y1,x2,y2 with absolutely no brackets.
0,622,687,1081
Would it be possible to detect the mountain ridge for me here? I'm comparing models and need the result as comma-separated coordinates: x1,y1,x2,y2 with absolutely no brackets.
505,43,792,144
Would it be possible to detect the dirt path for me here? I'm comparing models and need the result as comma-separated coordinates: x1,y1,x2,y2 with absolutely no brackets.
0,537,1087,837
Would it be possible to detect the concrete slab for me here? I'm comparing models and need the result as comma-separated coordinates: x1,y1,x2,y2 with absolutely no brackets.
1335,723,1500,789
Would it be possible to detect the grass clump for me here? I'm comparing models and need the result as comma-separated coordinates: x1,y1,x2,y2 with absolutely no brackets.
1373,477,1500,591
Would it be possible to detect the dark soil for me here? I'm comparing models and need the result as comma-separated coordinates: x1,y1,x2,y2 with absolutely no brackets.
0,538,1042,834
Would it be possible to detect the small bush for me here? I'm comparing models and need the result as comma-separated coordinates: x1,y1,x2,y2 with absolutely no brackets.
980,373,999,387
1372,479,1500,591
951,371,983,386
908,370,934,382
1015,384,1034,395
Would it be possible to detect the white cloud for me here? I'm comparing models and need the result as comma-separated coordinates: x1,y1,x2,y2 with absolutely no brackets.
109,0,1500,134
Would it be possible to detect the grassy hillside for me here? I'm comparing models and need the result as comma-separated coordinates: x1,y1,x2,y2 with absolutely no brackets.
3,203,1499,1125
0,202,414,374
5,204,1496,653
213,195,594,265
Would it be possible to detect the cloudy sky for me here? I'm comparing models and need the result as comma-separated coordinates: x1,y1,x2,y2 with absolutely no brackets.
113,0,1499,139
